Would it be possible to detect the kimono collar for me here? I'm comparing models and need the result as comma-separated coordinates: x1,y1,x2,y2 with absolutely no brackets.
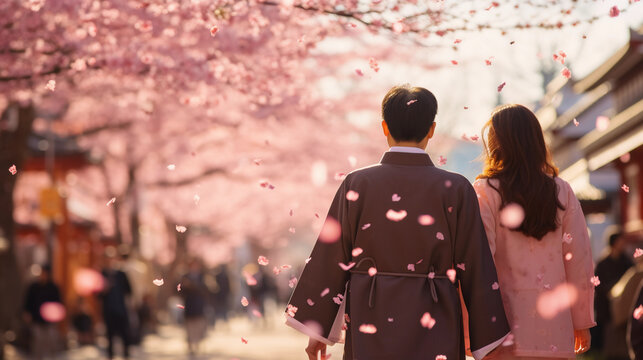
380,149,434,167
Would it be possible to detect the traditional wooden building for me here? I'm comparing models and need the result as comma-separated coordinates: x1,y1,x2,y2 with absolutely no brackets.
537,27,643,253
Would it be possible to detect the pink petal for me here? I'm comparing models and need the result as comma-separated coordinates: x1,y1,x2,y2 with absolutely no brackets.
469,134,479,142
368,267,377,276
590,276,600,287
420,312,436,329
320,288,330,297
361,223,371,230
272,267,282,275
241,337,248,344
536,283,578,319
244,272,257,286
332,294,343,305
387,317,394,322
40,302,65,322
253,159,262,166
596,116,610,131
492,282,499,290
8,165,17,175
451,60,458,65
444,180,452,188
241,297,249,307
355,69,364,76
352,248,363,257
258,256,269,266
561,67,571,79
447,206,453,213
436,356,447,360
573,118,579,126
457,263,466,271
319,217,341,243
447,269,456,283
407,264,415,272
286,304,298,317
177,283,181,292
45,80,56,92
485,58,492,66
634,305,643,320
562,233,573,244
288,227,296,233
346,190,360,201
634,248,643,258
369,58,380,72
497,82,506,92
386,209,407,222
406,99,417,106
391,193,401,202
283,264,293,269
177,304,185,309
106,197,116,206
338,262,356,271
307,298,315,306
499,203,525,228
152,279,164,286
288,277,298,288
358,324,377,334
428,272,435,279
609,5,620,17
454,39,462,44
622,184,630,193
210,25,219,37
175,225,187,233
436,232,445,240
437,156,447,166
252,309,262,318
565,253,573,261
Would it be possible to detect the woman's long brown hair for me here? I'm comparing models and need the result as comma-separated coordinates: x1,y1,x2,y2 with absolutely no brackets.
477,104,565,240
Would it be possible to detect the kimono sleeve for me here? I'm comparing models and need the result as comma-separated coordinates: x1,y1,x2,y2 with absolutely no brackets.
454,182,510,360
285,180,353,345
473,179,497,257
561,182,596,330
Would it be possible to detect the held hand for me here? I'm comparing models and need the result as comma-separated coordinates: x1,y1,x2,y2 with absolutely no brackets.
574,329,591,354
305,337,327,360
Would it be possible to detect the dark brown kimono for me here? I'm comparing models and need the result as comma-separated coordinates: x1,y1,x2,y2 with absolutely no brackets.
286,151,510,360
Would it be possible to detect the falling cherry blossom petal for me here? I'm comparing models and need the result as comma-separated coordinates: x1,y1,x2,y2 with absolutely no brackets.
167,164,176,170
622,184,630,193
437,156,447,166
457,263,466,271
244,272,257,286
210,25,219,37
106,197,116,206
369,57,380,72
447,269,456,283
152,279,164,286
359,324,377,334
289,277,298,288
634,248,643,258
499,203,525,228
319,217,341,243
368,267,377,276
561,67,571,79
492,282,499,290
288,227,296,233
320,288,330,297
175,225,187,233
392,194,401,202
563,233,573,244
241,337,248,344
565,253,573,261
420,312,436,329
634,305,643,320
436,232,445,240
177,283,181,292
596,116,610,131
609,6,620,17
451,60,458,65
40,302,66,322
176,304,185,309
418,215,435,226
355,69,364,77
339,262,356,271
241,297,249,307
407,264,415,272
590,276,600,287
8,165,17,175
307,298,315,306
258,256,269,266
407,99,417,106
346,190,359,201
386,209,407,222
537,283,578,319
573,118,579,126
286,304,298,317
361,223,371,230
497,82,506,92
352,248,363,257
436,356,447,360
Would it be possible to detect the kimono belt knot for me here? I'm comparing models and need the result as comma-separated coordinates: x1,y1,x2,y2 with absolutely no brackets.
351,258,449,308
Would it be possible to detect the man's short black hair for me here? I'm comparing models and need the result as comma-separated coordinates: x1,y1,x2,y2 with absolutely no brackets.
609,232,623,248
381,85,438,143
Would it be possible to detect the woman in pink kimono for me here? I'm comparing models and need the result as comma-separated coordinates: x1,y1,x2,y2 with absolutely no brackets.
473,104,596,359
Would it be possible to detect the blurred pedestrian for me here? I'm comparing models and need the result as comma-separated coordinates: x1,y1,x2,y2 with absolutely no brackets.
593,232,633,355
71,297,94,346
213,265,231,326
628,278,643,359
606,253,643,360
100,255,133,359
23,264,63,359
180,260,208,356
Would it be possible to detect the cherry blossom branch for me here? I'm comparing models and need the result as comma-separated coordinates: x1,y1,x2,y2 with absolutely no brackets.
146,166,229,188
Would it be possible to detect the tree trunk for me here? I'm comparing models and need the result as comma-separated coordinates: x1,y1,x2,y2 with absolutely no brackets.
127,165,140,249
0,103,35,360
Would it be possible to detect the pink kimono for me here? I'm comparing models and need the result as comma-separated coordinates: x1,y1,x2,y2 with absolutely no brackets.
473,177,596,358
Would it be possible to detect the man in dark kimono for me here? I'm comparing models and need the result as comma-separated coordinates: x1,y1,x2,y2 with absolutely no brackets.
285,85,510,360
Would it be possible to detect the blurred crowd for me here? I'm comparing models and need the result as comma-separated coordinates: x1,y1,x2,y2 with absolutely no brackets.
13,249,284,360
